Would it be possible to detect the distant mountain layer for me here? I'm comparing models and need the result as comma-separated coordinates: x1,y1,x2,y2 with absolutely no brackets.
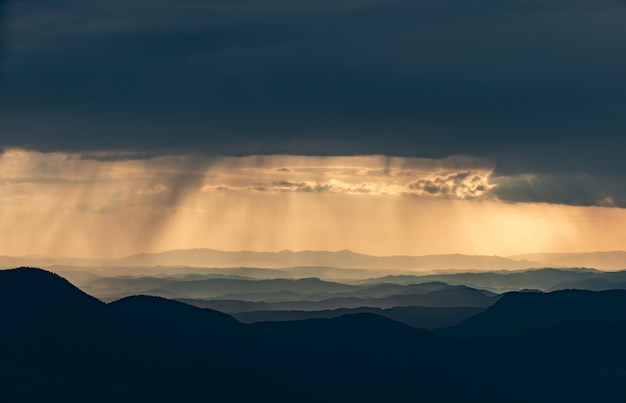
79,274,499,310
3,250,625,278
510,251,626,271
365,268,626,292
4,268,626,402
1,249,548,271
115,249,549,270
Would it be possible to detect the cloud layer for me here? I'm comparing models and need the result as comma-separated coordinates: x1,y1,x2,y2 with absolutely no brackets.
2,0,626,208
2,149,626,258
2,0,626,175
0,150,494,205
3,148,626,208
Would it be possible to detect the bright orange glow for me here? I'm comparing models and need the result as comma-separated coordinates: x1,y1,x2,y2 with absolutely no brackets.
1,149,625,259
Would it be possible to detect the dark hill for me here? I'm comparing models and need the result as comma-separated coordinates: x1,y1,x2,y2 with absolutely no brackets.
0,266,103,308
109,294,242,332
0,267,105,340
255,312,422,339
4,268,626,402
443,289,626,337
251,314,500,402
0,268,501,402
234,306,484,329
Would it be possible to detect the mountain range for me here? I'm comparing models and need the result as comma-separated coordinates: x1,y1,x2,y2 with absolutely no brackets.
113,248,548,270
5,249,626,273
509,251,626,271
3,267,626,402
364,267,626,292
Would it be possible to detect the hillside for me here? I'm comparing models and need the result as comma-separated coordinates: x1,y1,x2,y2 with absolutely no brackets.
3,268,626,402
443,289,626,337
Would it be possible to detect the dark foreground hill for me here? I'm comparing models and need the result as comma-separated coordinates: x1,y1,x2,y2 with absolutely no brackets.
233,306,485,329
2,268,626,402
443,289,626,337
0,268,494,403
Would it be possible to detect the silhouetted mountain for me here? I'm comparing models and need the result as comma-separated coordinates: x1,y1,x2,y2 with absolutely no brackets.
177,298,273,313
0,266,102,305
0,268,502,403
5,268,626,402
452,319,626,402
109,294,241,330
234,306,484,329
250,314,507,402
0,267,105,329
443,289,626,337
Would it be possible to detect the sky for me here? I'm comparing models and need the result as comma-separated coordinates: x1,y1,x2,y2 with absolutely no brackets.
1,0,626,259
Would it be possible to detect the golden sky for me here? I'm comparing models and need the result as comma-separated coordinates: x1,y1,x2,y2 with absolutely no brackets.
1,148,625,259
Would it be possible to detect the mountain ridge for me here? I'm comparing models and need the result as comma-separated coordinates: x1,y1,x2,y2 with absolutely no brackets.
4,268,626,402
115,248,547,270
442,289,626,337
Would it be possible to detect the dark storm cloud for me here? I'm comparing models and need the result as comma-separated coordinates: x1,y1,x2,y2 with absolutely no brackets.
1,0,626,205
492,174,626,208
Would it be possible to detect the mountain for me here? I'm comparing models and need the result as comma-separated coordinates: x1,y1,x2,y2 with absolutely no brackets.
450,318,626,403
0,268,259,403
57,265,392,283
249,315,502,402
0,267,499,403
114,248,545,270
510,251,626,271
109,295,241,330
548,277,626,291
234,306,485,329
0,266,102,305
5,250,626,288
443,289,626,337
174,283,499,312
0,266,105,327
5,268,626,402
82,276,357,300
177,298,273,313
75,267,626,304
363,268,604,292
78,274,500,309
